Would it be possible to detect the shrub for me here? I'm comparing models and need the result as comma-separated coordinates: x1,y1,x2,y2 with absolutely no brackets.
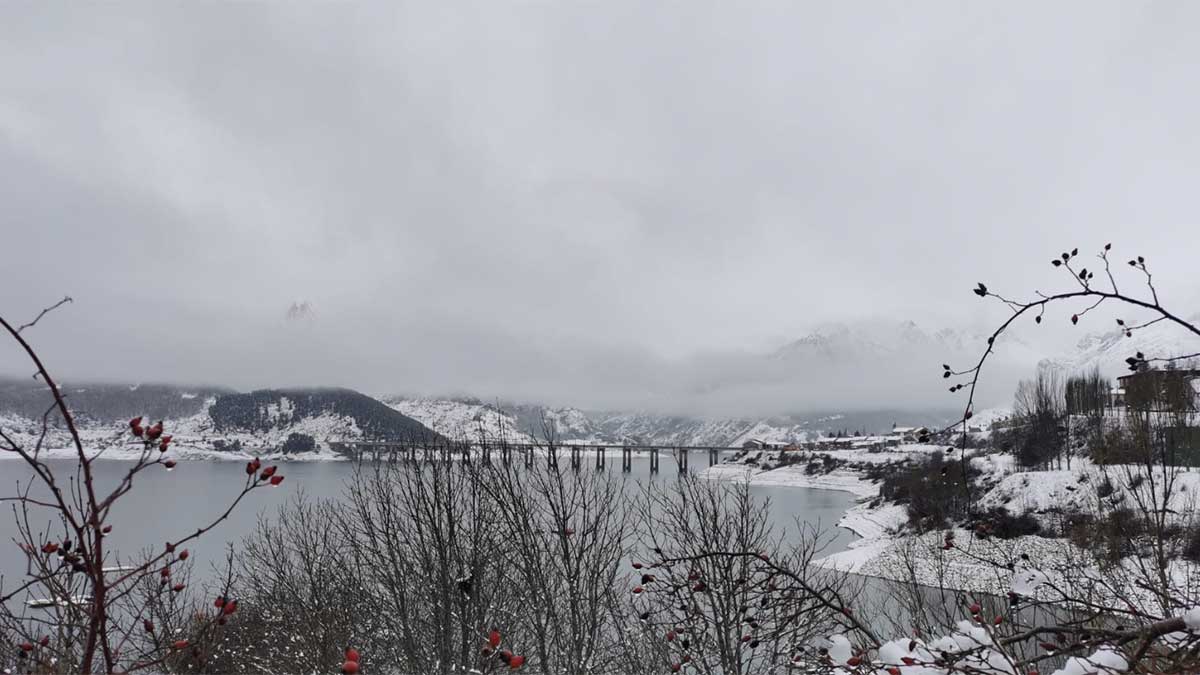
880,455,980,532
971,506,1041,539
281,432,317,455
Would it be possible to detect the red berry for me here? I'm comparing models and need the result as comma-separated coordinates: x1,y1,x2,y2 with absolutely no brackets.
129,416,143,429
19,642,33,652
172,640,189,650
172,583,186,593
144,620,155,633
345,647,360,663
39,636,49,647
101,525,112,534
671,664,681,673
666,630,676,642
969,603,981,614
223,599,238,615
42,542,59,554
178,549,189,560
887,668,901,675
488,629,501,649
509,654,525,669
993,616,1003,625
214,596,226,608
902,656,917,665
846,656,861,666
562,527,574,536
259,465,277,480
147,422,163,440
270,475,285,486
163,460,177,469
633,586,643,594
632,562,643,569
341,661,359,674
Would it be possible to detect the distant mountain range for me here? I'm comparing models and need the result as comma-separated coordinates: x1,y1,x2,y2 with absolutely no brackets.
1038,313,1200,378
8,316,1194,454
385,395,957,447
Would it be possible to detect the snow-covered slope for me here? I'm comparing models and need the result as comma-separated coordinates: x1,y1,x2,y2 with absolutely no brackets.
1039,313,1200,378
384,396,956,447
0,387,440,459
384,397,535,443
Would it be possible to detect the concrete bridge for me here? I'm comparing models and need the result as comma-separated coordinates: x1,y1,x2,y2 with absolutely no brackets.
329,441,744,475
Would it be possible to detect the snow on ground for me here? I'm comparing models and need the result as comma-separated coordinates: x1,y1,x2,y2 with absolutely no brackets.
699,462,878,497
979,458,1200,523
700,441,1200,600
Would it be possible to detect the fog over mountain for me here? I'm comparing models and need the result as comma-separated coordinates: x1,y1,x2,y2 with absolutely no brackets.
3,4,1199,413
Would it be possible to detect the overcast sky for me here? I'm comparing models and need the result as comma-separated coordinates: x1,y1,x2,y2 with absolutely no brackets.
2,3,1199,414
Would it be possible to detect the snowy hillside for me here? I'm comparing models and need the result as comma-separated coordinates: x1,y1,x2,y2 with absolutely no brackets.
0,386,440,459
1039,313,1200,378
385,396,956,447
384,396,535,443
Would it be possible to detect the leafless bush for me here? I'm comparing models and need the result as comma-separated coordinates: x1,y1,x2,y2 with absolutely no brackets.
1,299,284,673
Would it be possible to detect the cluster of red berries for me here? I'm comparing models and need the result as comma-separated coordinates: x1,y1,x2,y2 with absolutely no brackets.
342,646,361,674
16,635,51,659
130,416,177,468
245,457,285,486
480,629,525,670
130,416,172,452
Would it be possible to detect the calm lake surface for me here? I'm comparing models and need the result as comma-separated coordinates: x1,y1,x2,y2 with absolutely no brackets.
0,457,859,589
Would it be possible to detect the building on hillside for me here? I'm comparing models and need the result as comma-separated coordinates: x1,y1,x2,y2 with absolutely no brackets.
1116,369,1200,413
890,425,930,442
742,438,772,450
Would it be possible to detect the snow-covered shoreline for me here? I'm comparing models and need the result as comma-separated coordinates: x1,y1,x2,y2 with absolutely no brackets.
697,459,902,574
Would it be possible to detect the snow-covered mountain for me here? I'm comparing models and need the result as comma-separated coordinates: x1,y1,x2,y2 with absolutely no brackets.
0,379,439,457
1038,314,1200,378
384,395,956,447
769,320,1037,365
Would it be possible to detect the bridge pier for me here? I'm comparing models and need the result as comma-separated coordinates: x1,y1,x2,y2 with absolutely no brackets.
595,446,605,470
570,446,581,471
708,447,718,467
649,448,659,474
622,447,632,473
677,447,688,475
548,446,558,470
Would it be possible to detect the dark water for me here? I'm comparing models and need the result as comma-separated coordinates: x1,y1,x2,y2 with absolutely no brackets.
0,457,860,590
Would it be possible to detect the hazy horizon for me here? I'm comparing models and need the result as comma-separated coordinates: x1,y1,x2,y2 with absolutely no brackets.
4,3,1199,414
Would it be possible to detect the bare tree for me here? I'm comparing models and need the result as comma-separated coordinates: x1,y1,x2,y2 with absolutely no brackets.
1,299,284,673
633,478,852,675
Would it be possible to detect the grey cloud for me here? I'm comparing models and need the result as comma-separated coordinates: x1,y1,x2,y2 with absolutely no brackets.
2,2,1198,414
